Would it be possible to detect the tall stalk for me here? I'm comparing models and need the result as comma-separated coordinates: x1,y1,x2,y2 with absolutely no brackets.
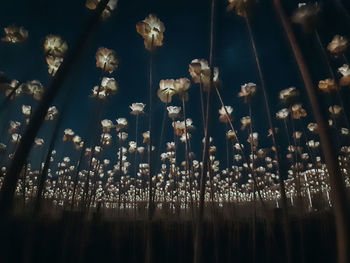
194,0,215,262
0,0,110,215
274,1,350,262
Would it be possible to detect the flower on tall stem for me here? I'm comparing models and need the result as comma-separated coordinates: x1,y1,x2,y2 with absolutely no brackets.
101,119,114,132
327,35,348,57
292,2,320,32
279,87,299,105
158,79,175,103
188,59,219,91
338,64,350,87
63,129,75,142
136,14,165,51
130,103,145,115
318,79,337,93
116,118,128,131
167,106,181,119
219,106,233,124
1,25,28,43
329,105,342,116
291,104,307,119
44,35,68,57
276,108,289,120
85,0,118,20
241,116,251,130
95,47,118,74
238,82,257,103
174,78,190,101
45,106,59,121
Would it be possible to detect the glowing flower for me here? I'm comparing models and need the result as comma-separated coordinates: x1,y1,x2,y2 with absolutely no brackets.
44,35,68,57
238,83,257,103
188,59,219,91
18,80,44,100
2,25,28,43
22,105,31,116
276,108,289,120
219,106,233,123
101,133,112,146
91,86,106,99
116,118,128,131
8,121,21,134
327,35,348,56
158,79,175,103
174,78,191,100
34,138,44,147
45,106,59,120
292,3,320,32
291,104,307,119
104,77,118,95
85,0,118,19
279,87,298,104
307,123,318,132
293,131,303,140
318,79,337,92
226,130,237,141
129,141,137,153
247,132,258,146
101,119,114,132
136,14,165,51
341,128,349,136
46,55,63,76
142,131,150,144
11,134,21,143
73,136,84,149
240,116,251,130
338,64,350,87
329,105,342,115
226,0,256,17
95,47,118,73
307,140,320,148
130,103,146,115
63,129,74,142
173,119,195,136
167,106,181,119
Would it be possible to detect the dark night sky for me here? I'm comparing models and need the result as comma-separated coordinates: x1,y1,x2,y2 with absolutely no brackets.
0,0,349,171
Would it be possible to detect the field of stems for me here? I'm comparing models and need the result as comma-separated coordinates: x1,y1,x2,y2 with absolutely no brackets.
0,0,350,262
